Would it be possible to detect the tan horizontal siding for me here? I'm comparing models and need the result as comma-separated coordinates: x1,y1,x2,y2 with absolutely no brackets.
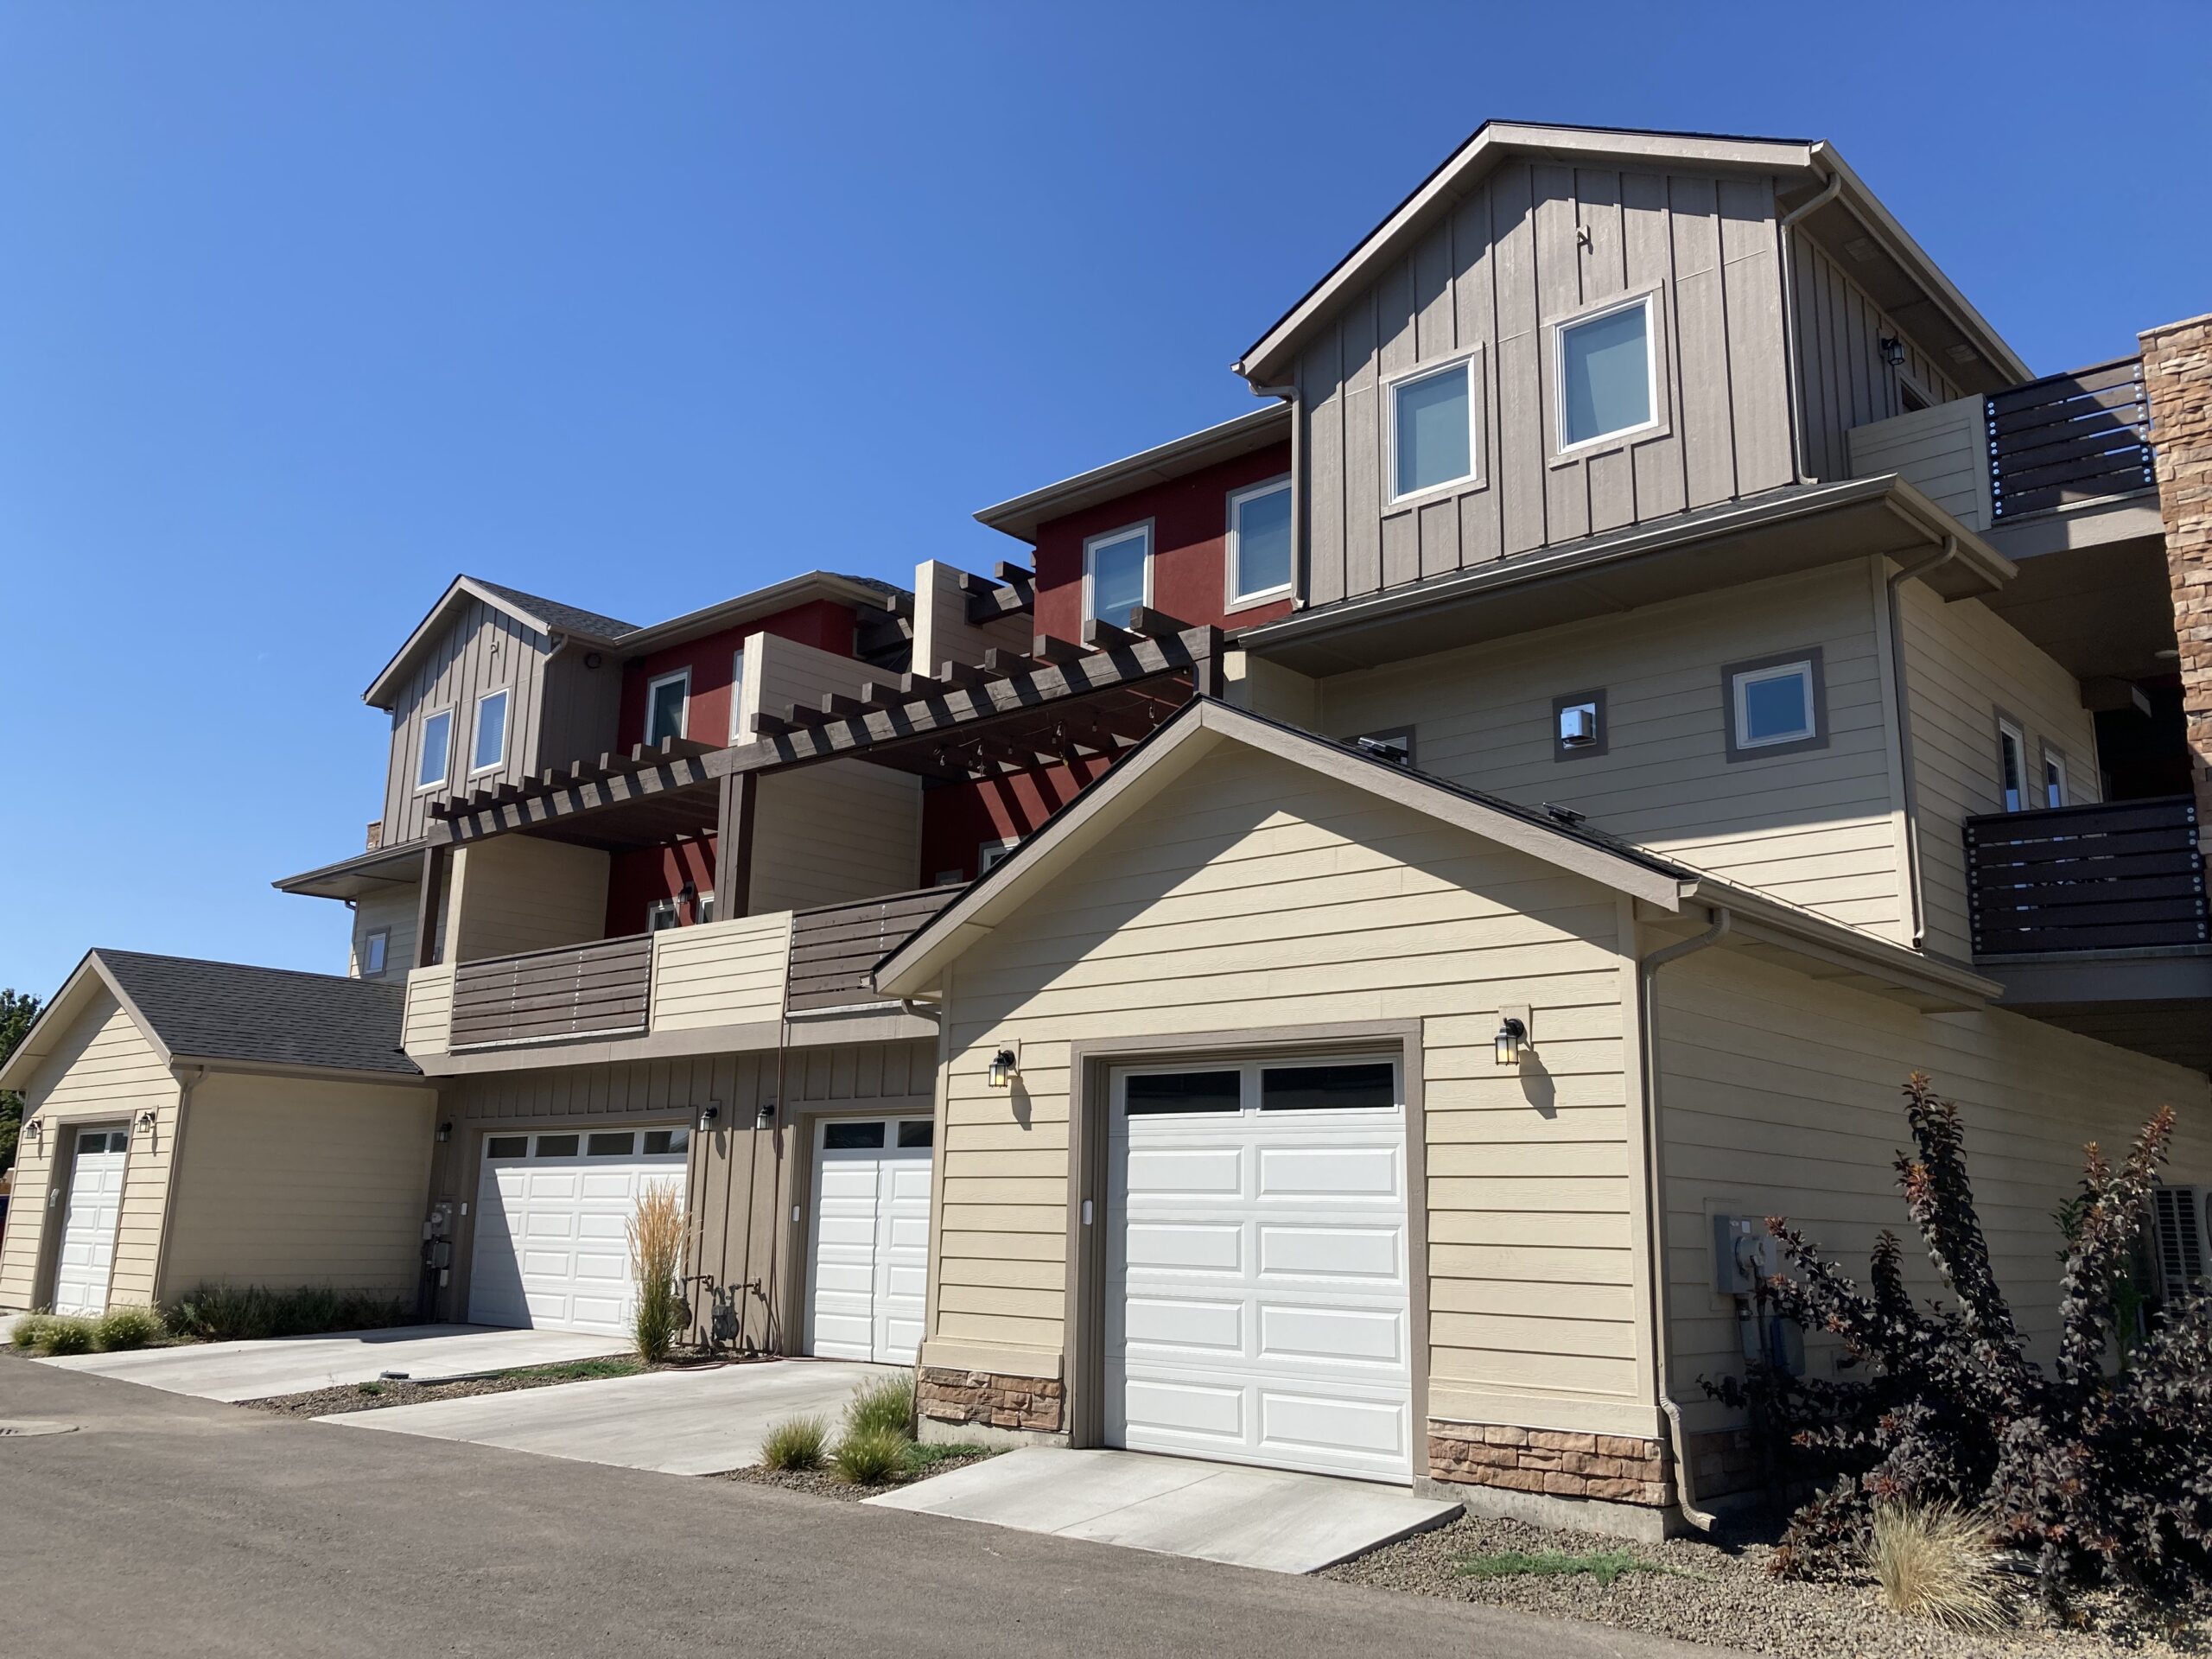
448,836,610,964
401,963,454,1057
752,760,920,914
649,911,791,1030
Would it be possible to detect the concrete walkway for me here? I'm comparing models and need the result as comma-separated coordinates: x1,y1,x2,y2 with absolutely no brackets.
325,1356,897,1474
868,1446,1461,1574
39,1324,632,1402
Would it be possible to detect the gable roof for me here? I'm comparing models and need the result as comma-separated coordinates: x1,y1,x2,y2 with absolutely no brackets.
871,696,1997,1015
0,950,421,1092
465,578,639,644
1232,121,2028,391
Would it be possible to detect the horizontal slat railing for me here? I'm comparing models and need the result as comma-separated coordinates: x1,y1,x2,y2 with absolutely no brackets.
1964,797,2207,956
1986,355,2155,520
785,885,963,1013
448,933,653,1049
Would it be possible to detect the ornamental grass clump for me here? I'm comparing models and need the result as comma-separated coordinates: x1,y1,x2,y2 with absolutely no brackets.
92,1306,165,1351
10,1314,54,1351
35,1316,97,1356
1866,1504,2010,1630
830,1424,910,1486
1707,1073,2212,1616
760,1414,829,1471
844,1371,915,1439
627,1184,687,1364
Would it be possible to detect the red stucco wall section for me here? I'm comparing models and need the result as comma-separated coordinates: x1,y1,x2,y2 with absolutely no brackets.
616,598,857,750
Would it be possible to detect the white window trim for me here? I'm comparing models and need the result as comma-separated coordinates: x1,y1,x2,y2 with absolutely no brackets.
978,839,1019,874
1224,475,1294,608
1997,717,2029,813
469,687,511,776
360,928,390,979
645,668,691,746
1383,345,1484,507
728,646,749,743
646,896,683,932
1548,288,1667,460
415,706,454,792
2041,744,2069,810
1732,660,1818,750
1083,521,1154,625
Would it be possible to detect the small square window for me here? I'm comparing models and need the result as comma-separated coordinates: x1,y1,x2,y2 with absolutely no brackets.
1553,690,1607,760
1352,728,1415,768
896,1120,934,1148
1227,478,1293,605
978,840,1018,874
472,688,510,774
823,1121,887,1150
645,670,690,747
643,1128,690,1155
1389,353,1478,501
416,709,453,791
533,1134,580,1158
486,1135,528,1159
587,1131,635,1157
647,898,683,933
1724,652,1826,761
1556,296,1657,450
1085,524,1151,624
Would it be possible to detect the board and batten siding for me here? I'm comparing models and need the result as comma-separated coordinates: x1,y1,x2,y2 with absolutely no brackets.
1897,585,2101,963
349,885,420,986
1317,563,1910,940
1297,163,1795,608
1656,944,2212,1429
1789,232,1963,484
380,600,556,847
0,991,180,1311
159,1073,435,1295
930,746,1655,1436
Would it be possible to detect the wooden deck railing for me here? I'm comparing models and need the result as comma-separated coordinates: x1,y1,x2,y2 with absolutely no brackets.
1986,356,2156,520
448,933,653,1049
1964,797,2206,957
785,886,962,1013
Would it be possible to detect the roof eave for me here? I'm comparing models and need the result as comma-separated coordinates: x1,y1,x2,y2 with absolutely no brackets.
974,404,1294,544
611,571,909,656
1675,879,2000,1012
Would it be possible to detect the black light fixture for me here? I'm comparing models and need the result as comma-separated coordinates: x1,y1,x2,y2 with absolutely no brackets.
1877,334,1906,367
987,1047,1019,1090
698,1102,721,1133
435,1121,453,1143
1494,1007,1533,1067
754,1100,776,1131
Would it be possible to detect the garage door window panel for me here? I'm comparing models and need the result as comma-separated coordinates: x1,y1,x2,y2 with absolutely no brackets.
1122,1071,1242,1116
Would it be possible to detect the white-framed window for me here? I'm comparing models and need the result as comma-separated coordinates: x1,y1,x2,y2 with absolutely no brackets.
1387,349,1480,503
646,897,683,932
1998,718,2029,812
360,929,390,978
1351,727,1415,767
728,647,748,743
416,708,454,791
645,669,690,747
696,890,716,925
2041,746,2069,810
978,839,1019,874
1554,291,1661,453
1084,522,1152,625
1226,477,1293,607
1726,656,1823,757
471,688,510,775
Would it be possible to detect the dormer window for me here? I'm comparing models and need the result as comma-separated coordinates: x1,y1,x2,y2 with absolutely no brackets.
1388,350,1480,502
416,708,453,791
645,669,690,747
1085,523,1152,625
471,688,509,775
1554,292,1662,453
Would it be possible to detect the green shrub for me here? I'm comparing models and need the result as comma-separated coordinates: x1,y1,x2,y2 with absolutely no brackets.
10,1314,54,1351
830,1423,911,1486
94,1306,165,1351
38,1316,98,1356
903,1440,988,1470
844,1370,915,1439
162,1283,412,1343
760,1414,829,1471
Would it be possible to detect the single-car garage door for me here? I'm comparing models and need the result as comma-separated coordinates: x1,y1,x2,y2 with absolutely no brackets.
805,1116,932,1363
469,1125,689,1336
1105,1057,1411,1483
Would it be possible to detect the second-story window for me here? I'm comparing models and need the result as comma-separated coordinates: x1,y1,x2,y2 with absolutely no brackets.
1227,478,1293,607
359,929,389,978
1998,718,2028,811
1724,652,1826,761
2042,747,2069,809
728,647,747,743
1555,293,1659,452
472,688,509,775
1389,350,1479,501
1085,523,1151,625
645,669,690,747
416,708,453,791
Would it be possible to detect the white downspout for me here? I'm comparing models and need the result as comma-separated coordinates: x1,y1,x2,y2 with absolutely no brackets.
1637,907,1732,1532
1777,170,1843,482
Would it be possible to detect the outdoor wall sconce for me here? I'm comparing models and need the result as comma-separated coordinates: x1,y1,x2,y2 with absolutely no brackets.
1494,1007,1534,1067
698,1103,721,1133
22,1116,42,1147
136,1109,160,1132
987,1047,1020,1090
435,1121,453,1143
754,1100,776,1131
1878,334,1906,367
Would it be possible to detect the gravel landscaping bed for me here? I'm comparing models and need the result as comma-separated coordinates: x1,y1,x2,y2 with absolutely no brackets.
721,1447,996,1503
243,1357,658,1416
1325,1510,2202,1658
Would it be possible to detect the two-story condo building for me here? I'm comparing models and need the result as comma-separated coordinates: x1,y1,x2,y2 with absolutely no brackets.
5,121,2208,1540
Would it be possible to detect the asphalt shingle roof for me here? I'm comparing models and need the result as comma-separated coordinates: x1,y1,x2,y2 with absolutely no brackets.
94,950,419,1077
465,577,639,642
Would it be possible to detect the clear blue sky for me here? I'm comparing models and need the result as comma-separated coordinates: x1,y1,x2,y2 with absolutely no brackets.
3,2,2206,1000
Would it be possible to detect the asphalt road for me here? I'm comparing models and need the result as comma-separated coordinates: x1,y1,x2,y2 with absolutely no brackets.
0,1357,1727,1659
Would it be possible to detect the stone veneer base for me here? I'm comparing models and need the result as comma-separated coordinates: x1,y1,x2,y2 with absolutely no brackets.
916,1415,1071,1452
1416,1475,1681,1541
916,1365,1066,1435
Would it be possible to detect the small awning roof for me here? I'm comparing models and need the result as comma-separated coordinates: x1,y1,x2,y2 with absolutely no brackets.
272,839,429,901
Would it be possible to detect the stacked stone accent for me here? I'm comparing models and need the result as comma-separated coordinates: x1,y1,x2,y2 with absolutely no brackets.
2141,314,2212,836
1428,1421,1671,1507
1685,1426,1762,1499
917,1366,1065,1433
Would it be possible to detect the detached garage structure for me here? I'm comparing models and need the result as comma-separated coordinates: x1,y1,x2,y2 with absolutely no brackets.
0,950,435,1318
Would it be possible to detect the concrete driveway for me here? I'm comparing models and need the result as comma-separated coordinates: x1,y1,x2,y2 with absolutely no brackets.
39,1323,632,1402
324,1355,897,1474
869,1446,1459,1574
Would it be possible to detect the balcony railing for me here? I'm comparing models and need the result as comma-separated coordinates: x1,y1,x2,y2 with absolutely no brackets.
448,933,653,1050
1986,356,2156,521
785,885,962,1014
1964,796,2206,957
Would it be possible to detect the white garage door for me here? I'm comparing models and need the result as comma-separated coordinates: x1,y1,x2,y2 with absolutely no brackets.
54,1125,129,1318
469,1126,689,1337
805,1116,932,1363
1106,1058,1412,1484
